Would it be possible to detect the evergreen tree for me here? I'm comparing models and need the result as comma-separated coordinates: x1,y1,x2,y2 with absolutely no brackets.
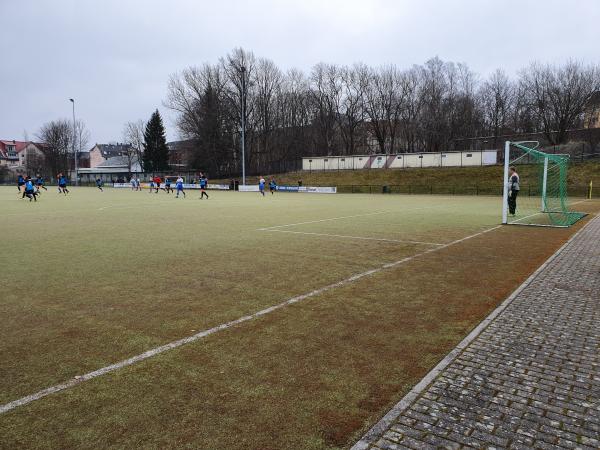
142,110,170,172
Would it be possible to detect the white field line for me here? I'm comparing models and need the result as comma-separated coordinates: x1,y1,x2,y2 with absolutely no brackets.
262,229,444,246
256,205,444,231
257,211,392,230
0,224,501,415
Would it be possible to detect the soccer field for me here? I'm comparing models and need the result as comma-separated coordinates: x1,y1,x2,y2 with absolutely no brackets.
1,186,598,449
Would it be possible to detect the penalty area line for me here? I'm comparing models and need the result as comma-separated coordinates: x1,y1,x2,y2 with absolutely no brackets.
0,224,501,416
261,229,444,246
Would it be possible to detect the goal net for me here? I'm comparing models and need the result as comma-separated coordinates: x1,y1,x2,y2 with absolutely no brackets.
502,141,586,227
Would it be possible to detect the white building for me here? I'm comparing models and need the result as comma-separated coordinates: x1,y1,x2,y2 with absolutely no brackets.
302,150,498,171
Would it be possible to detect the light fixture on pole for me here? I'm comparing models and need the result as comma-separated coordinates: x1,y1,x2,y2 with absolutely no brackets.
69,98,78,186
240,66,246,186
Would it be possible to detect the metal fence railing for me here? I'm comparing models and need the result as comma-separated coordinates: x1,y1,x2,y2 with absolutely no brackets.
336,183,595,198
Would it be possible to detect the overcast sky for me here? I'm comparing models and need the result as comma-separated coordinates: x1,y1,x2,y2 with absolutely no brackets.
1,0,599,146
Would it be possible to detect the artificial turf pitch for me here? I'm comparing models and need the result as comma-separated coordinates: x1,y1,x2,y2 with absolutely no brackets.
1,186,598,449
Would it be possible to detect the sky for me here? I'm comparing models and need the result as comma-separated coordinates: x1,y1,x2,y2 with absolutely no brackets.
1,0,599,146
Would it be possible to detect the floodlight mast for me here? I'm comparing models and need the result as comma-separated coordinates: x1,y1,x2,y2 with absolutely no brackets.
240,66,246,186
69,98,78,186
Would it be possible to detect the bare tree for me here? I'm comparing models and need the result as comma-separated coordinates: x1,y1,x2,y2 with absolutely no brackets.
479,69,514,146
363,64,405,154
123,119,146,175
253,57,283,172
37,120,72,177
309,63,340,155
519,61,600,144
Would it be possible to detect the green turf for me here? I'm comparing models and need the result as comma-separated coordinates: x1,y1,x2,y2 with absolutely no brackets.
1,186,597,448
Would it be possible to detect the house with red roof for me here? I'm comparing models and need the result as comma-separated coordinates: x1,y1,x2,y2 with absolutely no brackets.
0,140,28,166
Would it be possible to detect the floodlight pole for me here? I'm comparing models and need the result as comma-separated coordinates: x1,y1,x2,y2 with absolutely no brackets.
69,98,78,186
240,66,246,186
502,140,510,224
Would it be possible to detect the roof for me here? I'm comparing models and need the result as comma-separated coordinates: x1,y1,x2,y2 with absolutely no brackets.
0,140,28,159
92,143,134,157
96,155,140,168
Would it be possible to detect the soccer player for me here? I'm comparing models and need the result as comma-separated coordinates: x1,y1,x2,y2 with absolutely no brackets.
259,176,266,196
269,178,277,195
175,176,185,198
164,177,173,194
130,176,136,191
58,173,69,194
153,176,161,193
148,178,154,193
199,173,209,199
17,174,25,193
96,178,104,192
23,177,38,202
35,174,47,192
508,166,520,216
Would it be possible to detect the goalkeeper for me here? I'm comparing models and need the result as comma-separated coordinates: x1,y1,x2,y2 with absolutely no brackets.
508,166,520,215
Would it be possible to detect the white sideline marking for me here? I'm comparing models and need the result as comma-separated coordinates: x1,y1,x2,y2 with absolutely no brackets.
0,224,501,415
257,211,391,230
262,229,444,246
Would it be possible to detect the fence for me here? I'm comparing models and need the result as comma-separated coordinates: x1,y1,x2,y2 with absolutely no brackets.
336,183,595,198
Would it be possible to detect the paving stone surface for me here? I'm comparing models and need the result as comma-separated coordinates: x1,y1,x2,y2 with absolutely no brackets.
353,217,600,450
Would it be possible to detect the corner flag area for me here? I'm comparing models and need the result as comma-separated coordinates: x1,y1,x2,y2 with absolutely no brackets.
1,187,599,449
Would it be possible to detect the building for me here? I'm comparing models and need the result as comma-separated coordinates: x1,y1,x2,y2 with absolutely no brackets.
302,150,498,171
17,142,48,172
77,155,142,183
0,140,28,166
167,140,192,169
88,143,134,168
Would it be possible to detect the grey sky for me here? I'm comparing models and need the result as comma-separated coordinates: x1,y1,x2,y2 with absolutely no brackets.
1,0,599,146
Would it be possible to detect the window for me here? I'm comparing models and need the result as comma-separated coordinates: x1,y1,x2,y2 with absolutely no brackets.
418,155,423,159
308,159,312,163
466,153,473,158
397,156,402,159
341,158,345,162
359,158,363,161
442,154,447,158
324,159,328,162
377,156,383,160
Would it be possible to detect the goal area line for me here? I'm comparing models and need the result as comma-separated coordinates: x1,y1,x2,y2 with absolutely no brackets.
260,229,445,246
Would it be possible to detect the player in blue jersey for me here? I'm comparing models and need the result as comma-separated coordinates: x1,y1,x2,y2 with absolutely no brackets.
23,177,38,202
259,176,266,196
35,174,47,193
96,178,104,192
17,174,25,193
269,178,277,195
175,176,185,198
57,173,69,194
199,173,209,199
164,177,173,194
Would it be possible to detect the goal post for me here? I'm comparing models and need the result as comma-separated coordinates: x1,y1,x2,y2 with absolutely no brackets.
502,141,586,227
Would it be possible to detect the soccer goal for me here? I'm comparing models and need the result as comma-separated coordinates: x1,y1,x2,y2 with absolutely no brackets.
501,141,586,227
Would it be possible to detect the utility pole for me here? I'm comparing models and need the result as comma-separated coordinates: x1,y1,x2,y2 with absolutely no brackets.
69,98,78,185
240,66,246,185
